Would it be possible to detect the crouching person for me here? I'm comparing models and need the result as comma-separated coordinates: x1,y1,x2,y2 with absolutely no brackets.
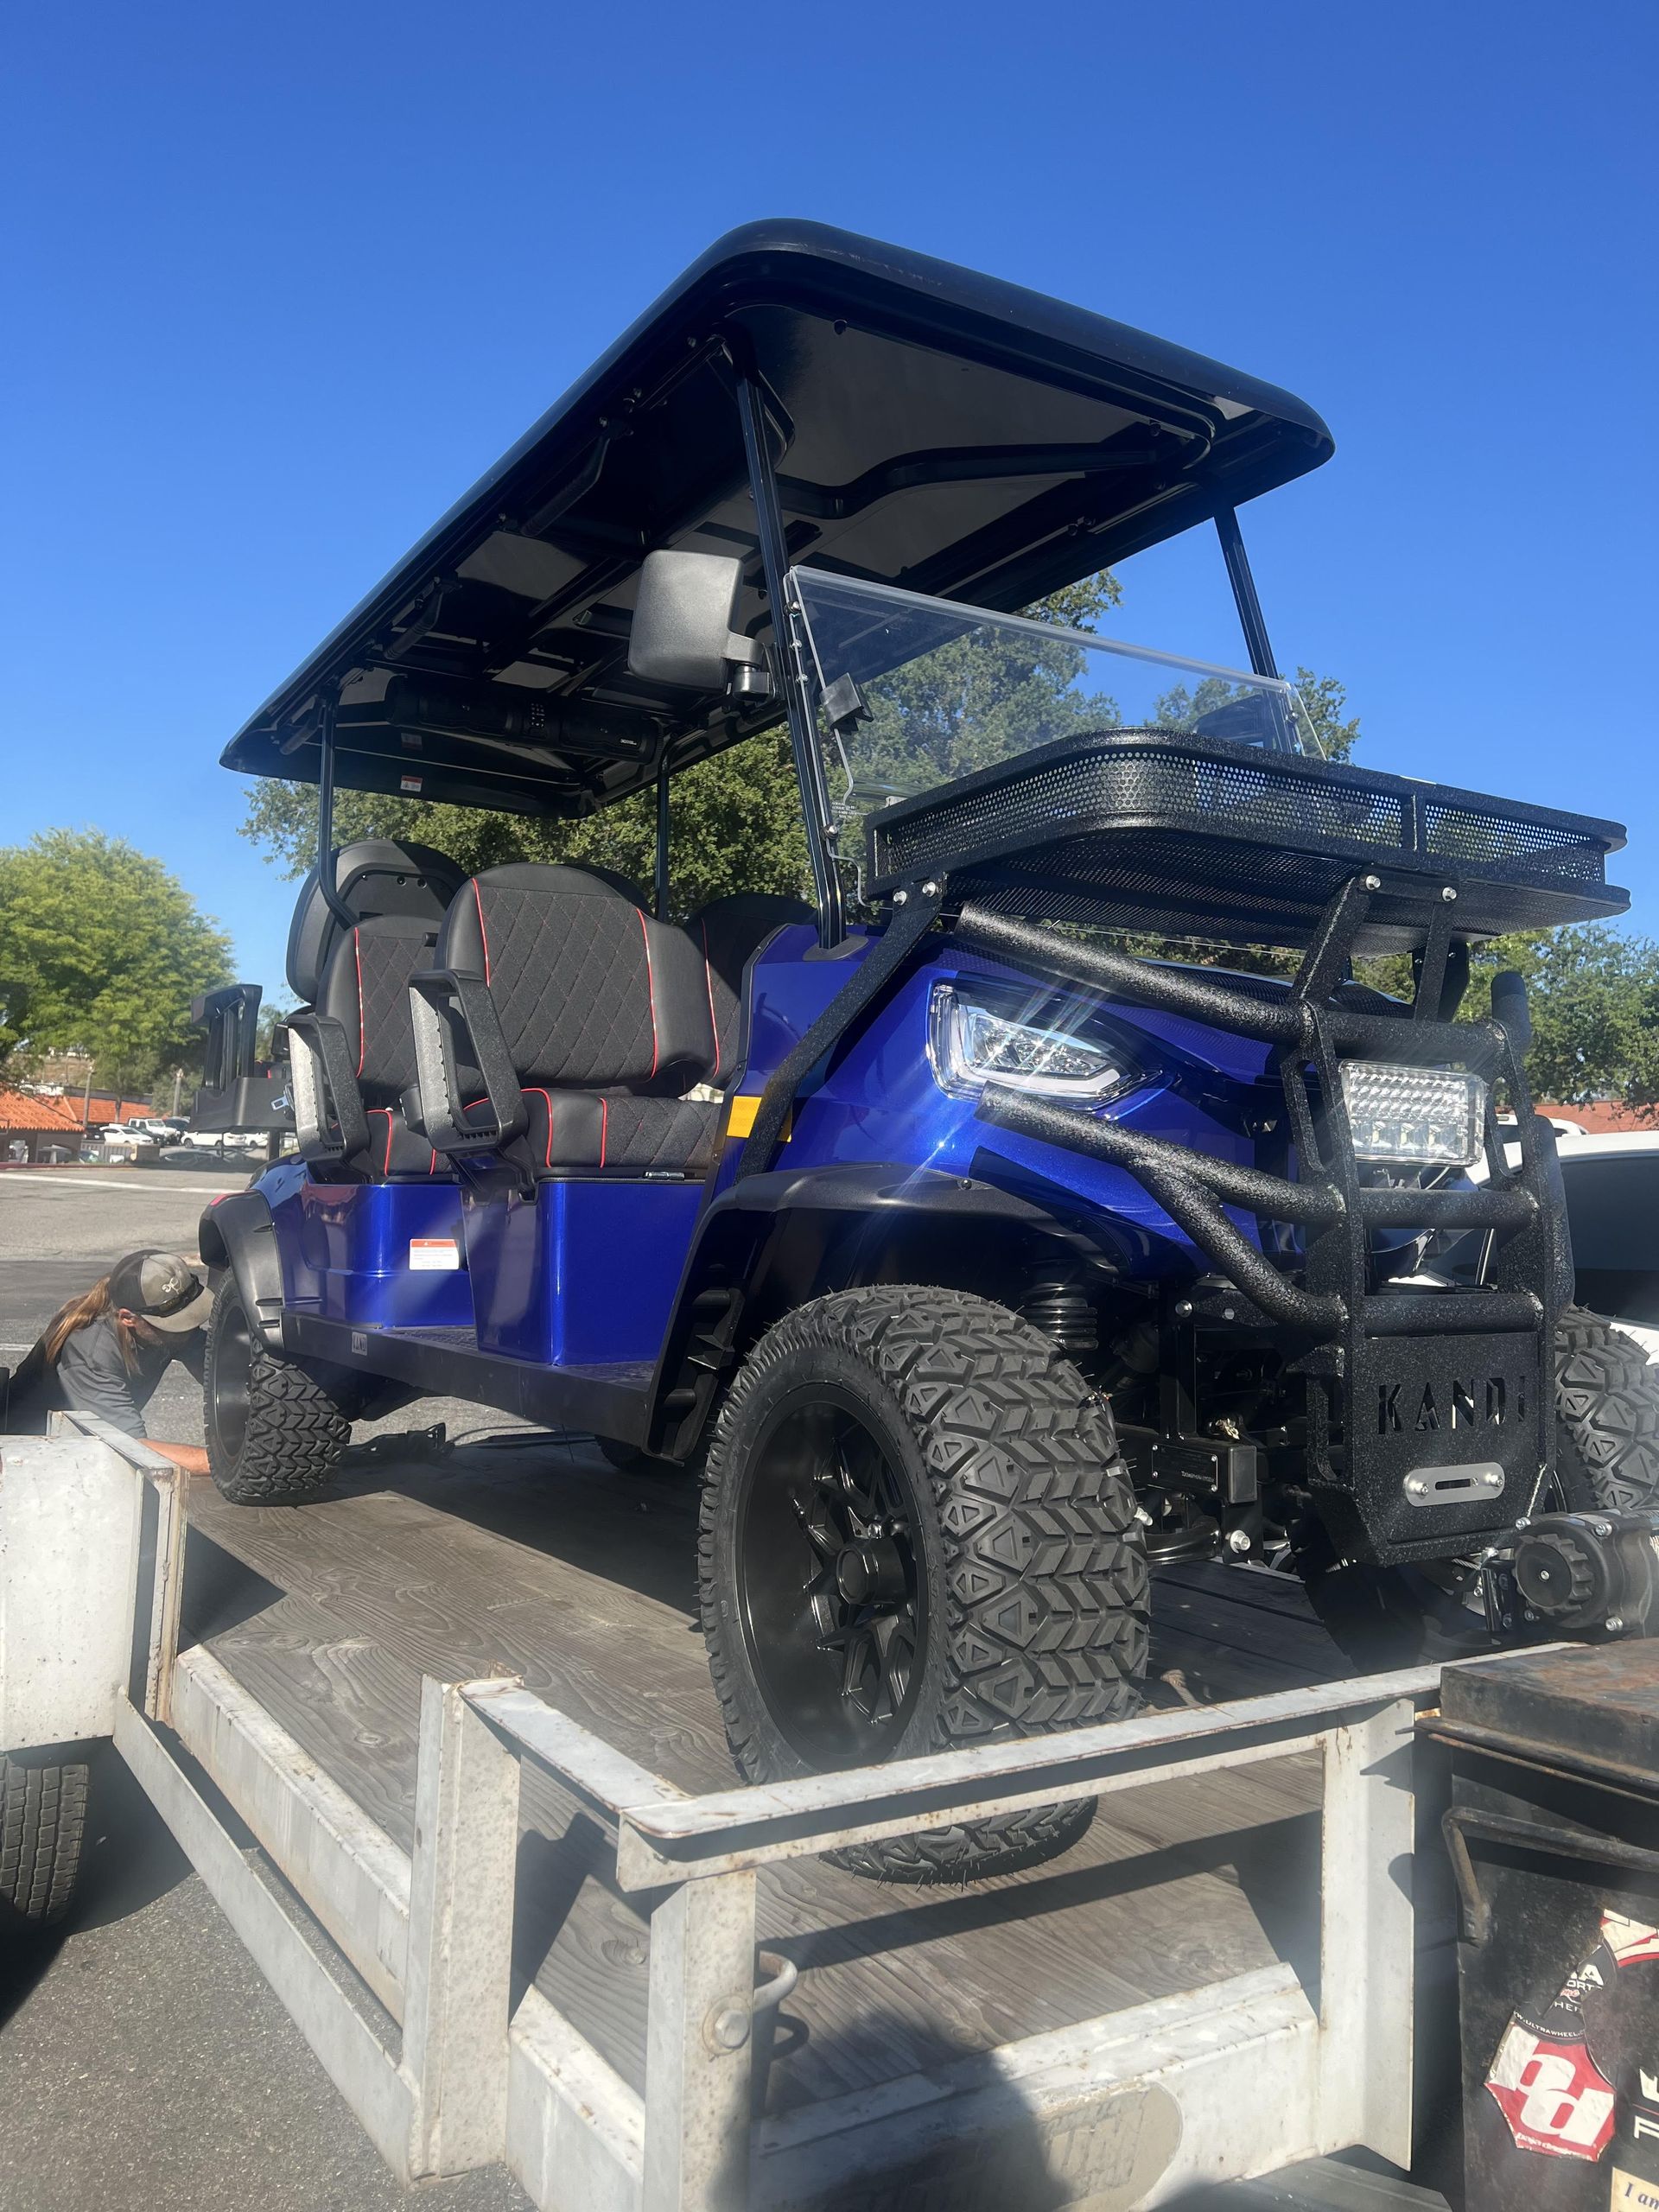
1,1249,213,1474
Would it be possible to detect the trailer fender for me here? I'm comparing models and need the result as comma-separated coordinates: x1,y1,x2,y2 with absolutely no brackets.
197,1191,287,1351
646,1160,1129,1459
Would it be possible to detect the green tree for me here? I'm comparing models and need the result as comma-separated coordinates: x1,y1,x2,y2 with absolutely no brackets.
0,830,234,1090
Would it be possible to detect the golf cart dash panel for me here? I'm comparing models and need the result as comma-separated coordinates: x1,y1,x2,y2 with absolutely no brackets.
198,224,1649,1897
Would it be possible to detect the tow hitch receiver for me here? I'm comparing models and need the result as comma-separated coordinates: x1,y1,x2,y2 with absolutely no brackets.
1483,1510,1659,1639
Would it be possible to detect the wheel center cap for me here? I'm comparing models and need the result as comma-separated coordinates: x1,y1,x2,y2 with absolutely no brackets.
835,1538,906,1606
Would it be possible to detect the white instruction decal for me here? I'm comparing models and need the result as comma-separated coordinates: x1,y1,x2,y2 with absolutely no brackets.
410,1238,461,1272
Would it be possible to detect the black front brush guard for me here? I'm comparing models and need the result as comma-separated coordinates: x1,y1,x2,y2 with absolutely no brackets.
957,872,1573,1566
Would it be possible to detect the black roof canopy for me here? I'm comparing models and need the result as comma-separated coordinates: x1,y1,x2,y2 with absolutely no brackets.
225,221,1334,817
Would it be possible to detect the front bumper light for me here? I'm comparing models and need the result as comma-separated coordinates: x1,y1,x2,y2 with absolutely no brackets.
1339,1061,1487,1167
930,980,1137,1106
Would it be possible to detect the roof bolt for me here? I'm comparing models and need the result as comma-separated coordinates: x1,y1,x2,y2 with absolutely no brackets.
892,889,909,906
1592,1520,1612,1537
920,880,939,896
1606,1615,1626,1635
1442,886,1459,902
1363,874,1382,892
1226,1528,1252,1554
1222,1307,1236,1321
1407,1478,1428,1497
1515,1516,1531,1530
1175,1300,1193,1318
1522,1608,1538,1623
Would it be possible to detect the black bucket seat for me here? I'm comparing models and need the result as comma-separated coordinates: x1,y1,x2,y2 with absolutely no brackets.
284,841,466,1179
412,866,811,1179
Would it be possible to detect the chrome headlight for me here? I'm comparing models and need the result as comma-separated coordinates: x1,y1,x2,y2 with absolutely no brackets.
1339,1061,1487,1168
929,980,1140,1107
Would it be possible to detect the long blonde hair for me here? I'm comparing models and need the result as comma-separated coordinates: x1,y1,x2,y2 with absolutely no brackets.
41,1275,139,1374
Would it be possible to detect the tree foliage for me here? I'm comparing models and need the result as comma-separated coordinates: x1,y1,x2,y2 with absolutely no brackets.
0,830,234,1090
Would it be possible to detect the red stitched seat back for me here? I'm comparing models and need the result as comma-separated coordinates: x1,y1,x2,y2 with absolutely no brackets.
438,864,716,1096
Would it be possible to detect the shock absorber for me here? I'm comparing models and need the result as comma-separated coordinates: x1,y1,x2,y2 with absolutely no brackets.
1020,1268,1097,1366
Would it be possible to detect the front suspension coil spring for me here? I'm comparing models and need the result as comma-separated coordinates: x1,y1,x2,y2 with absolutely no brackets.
1020,1269,1097,1365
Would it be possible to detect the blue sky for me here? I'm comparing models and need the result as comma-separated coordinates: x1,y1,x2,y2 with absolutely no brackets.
3,2,1654,993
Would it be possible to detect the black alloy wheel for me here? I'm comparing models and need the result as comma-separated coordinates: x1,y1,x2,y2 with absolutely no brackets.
734,1389,929,1770
207,1293,255,1469
203,1281,349,1504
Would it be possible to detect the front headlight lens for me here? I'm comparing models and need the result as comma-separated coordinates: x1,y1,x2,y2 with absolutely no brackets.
1339,1062,1487,1167
930,982,1135,1105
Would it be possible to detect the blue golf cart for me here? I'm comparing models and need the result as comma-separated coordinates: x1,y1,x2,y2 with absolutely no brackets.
193,223,1655,1881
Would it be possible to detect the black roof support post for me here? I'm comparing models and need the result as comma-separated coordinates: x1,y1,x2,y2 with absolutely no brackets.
654,763,671,919
1214,505,1280,681
731,364,844,944
315,690,359,932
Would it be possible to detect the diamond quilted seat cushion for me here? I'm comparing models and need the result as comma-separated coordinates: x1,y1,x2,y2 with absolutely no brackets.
440,864,725,1178
314,913,448,1180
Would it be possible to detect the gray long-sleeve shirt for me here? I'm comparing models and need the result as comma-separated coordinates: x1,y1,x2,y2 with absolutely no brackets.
49,1317,203,1439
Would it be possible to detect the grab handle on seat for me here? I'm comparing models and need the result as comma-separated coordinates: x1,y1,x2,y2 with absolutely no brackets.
285,1012,372,1164
410,969,528,1156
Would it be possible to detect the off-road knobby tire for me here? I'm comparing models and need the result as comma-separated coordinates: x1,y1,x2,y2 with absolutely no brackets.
205,1284,349,1505
1553,1306,1659,1512
0,1753,88,1929
699,1287,1149,1884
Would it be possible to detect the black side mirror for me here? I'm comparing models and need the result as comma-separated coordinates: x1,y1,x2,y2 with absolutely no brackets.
627,550,767,693
1491,969,1532,1056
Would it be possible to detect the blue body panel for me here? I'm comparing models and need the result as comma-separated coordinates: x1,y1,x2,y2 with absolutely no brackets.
465,1179,705,1365
266,1164,474,1329
257,918,1368,1383
717,926,1281,1278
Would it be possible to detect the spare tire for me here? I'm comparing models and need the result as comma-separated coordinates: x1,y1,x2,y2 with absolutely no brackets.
1554,1306,1659,1512
0,1752,89,1930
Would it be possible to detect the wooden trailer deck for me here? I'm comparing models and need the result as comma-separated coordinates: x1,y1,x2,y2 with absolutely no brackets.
177,1433,1371,2124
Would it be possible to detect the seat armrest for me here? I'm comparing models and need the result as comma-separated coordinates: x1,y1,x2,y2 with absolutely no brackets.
410,969,527,1155
285,1013,372,1164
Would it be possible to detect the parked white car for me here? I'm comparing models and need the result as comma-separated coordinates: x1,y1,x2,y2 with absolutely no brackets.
1553,1129,1659,1363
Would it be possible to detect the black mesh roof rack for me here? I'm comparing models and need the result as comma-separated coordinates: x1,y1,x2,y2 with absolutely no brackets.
869,727,1628,951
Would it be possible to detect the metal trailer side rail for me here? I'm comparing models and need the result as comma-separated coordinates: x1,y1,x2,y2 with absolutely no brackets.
2,1416,1446,2211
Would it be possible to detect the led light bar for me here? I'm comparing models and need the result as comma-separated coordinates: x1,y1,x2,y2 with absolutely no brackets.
1339,1062,1488,1167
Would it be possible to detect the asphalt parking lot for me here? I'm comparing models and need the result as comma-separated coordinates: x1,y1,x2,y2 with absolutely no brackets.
0,1167,531,2211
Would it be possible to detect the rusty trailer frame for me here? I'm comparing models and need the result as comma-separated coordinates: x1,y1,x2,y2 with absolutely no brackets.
2,1414,1446,2210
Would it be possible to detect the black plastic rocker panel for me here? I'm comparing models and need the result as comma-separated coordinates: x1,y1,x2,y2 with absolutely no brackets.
283,1313,653,1446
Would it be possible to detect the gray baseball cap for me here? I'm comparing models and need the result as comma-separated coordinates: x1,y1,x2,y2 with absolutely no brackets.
108,1250,214,1334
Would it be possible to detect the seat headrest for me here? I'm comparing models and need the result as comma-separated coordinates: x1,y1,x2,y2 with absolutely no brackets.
285,840,466,1002
462,861,645,904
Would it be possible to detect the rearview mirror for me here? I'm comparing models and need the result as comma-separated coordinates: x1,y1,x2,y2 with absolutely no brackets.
628,550,766,692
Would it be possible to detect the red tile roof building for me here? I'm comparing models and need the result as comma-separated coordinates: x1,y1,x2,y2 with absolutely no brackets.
0,1087,84,1164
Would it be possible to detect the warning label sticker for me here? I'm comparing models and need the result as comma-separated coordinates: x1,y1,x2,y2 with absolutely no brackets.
410,1238,461,1271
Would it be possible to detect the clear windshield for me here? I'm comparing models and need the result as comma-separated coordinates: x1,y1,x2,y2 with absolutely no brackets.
787,569,1321,856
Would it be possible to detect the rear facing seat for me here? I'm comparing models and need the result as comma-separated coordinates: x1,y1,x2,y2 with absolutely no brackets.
285,842,465,1181
422,865,810,1179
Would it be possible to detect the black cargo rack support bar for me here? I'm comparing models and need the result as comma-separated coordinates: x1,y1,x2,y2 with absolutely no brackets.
953,901,1510,1071
977,1084,1347,1333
